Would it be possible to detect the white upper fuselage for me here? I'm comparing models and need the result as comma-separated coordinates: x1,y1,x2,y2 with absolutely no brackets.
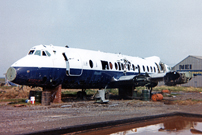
12,44,168,74
8,44,170,89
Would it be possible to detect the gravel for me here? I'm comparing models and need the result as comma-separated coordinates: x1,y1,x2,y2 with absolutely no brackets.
1,92,202,135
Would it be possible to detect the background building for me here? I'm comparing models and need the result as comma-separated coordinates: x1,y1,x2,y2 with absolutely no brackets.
172,55,202,87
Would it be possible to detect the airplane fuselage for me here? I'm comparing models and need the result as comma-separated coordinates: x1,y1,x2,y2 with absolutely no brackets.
7,45,169,89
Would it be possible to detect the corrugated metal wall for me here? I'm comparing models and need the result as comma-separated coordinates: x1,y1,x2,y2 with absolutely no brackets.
172,55,202,87
181,76,202,87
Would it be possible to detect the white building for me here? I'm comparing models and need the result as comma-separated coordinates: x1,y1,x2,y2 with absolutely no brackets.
172,55,202,87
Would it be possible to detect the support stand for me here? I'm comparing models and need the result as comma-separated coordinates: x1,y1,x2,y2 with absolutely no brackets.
42,84,62,105
118,85,135,99
95,89,109,103
51,84,62,103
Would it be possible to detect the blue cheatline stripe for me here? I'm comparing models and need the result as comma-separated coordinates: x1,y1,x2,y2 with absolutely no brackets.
12,66,149,88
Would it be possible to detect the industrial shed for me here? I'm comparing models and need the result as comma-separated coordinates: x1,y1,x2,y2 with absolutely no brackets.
172,55,202,87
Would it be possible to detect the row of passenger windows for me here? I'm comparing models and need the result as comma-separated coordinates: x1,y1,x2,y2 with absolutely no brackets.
89,60,157,73
28,50,51,57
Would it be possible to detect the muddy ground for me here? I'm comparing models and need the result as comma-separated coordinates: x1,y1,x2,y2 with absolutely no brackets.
1,87,202,135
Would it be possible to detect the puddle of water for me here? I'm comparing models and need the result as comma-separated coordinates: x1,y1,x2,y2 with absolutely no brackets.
77,116,202,135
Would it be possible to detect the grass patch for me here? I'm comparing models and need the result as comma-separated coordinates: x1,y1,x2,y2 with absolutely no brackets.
135,87,147,91
0,98,29,106
62,89,119,96
0,98,26,102
61,89,97,95
85,89,96,95
61,86,202,97
108,89,118,95
172,99,202,105
153,86,202,92
62,91,77,95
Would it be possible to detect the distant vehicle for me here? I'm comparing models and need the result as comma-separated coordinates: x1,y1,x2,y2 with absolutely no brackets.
6,45,192,100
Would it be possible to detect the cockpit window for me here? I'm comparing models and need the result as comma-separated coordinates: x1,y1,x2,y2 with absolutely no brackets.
45,51,51,56
34,50,41,56
28,50,35,55
42,51,46,56
29,49,51,57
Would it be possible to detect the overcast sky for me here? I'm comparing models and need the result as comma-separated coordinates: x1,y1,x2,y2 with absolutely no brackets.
1,0,202,77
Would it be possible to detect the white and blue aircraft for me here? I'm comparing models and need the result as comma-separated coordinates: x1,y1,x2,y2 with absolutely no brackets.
6,44,192,99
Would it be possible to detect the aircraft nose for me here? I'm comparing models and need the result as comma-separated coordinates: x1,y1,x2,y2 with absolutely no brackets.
6,67,17,82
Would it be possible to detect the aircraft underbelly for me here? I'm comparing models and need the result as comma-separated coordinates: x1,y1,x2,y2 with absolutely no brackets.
62,69,137,89
11,66,137,89
62,69,121,89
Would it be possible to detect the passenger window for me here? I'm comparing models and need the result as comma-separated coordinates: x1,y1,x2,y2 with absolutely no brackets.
121,63,124,70
46,51,51,56
155,63,160,73
89,60,93,68
101,61,109,70
154,67,156,72
42,51,46,56
132,64,135,71
109,62,113,69
137,65,140,73
147,66,149,72
34,50,41,56
115,63,118,70
143,66,145,72
150,66,153,72
118,62,121,70
128,65,130,71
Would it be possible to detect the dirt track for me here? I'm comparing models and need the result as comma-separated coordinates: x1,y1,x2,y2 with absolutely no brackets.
1,91,202,135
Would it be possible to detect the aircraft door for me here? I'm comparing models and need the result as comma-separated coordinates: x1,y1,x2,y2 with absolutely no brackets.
62,53,70,76
62,52,83,76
